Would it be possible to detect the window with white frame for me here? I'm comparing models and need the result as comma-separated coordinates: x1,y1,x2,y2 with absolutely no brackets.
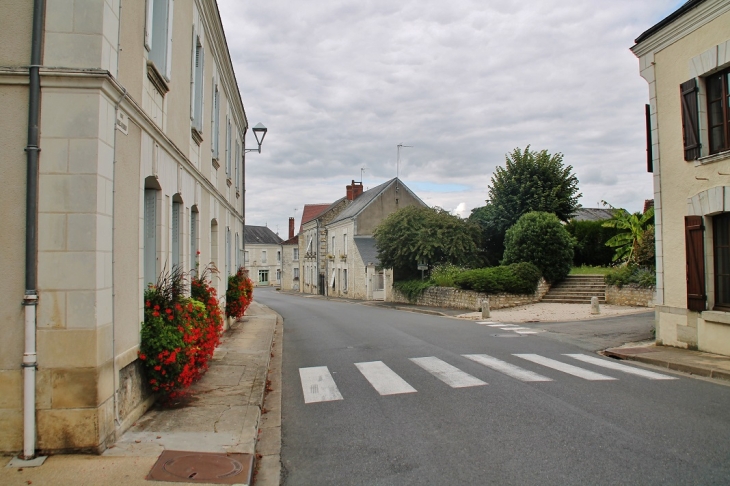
277,250,281,263
172,199,182,268
306,236,313,254
331,235,335,255
226,117,232,178
293,248,299,260
211,82,220,161
293,267,300,280
226,227,231,277
259,269,269,284
191,32,205,140
343,269,348,291
244,250,249,263
190,207,198,274
276,269,281,282
144,189,159,286
235,233,240,269
262,250,267,264
145,0,174,80
343,233,347,255
235,139,240,191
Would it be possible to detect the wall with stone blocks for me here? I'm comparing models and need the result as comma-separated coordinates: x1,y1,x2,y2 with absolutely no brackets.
389,279,550,310
605,285,655,307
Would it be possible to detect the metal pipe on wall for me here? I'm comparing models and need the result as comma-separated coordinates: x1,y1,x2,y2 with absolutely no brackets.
23,0,46,460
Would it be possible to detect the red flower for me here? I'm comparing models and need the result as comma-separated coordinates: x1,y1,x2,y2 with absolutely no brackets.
152,311,160,317
154,365,161,371
145,300,151,308
165,308,172,314
139,353,146,360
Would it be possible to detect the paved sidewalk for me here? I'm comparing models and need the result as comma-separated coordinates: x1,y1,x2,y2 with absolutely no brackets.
604,343,730,383
1,301,281,486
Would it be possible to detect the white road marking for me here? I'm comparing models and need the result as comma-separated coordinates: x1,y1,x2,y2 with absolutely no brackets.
409,357,487,388
509,327,531,331
299,366,344,404
476,321,495,325
514,354,616,381
355,361,417,396
463,354,553,382
564,354,678,380
513,330,540,335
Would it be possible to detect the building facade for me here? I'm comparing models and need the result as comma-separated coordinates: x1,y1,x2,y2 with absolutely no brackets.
280,218,300,291
1,0,248,454
244,225,283,287
632,0,730,356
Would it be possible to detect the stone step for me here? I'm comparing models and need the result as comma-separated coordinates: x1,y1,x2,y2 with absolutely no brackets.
541,298,607,304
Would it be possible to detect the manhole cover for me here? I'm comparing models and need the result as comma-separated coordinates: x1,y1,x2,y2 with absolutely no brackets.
147,450,254,484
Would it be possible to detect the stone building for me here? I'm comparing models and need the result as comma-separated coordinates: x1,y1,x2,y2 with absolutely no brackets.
1,0,249,455
325,178,426,300
280,218,300,291
632,0,730,355
244,225,283,287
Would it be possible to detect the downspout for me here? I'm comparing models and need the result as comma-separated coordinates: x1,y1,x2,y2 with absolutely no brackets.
23,0,46,461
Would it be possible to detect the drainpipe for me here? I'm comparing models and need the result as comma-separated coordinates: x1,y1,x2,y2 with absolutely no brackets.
23,0,46,461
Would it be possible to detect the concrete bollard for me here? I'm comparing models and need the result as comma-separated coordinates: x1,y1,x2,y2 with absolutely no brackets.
481,298,491,319
591,296,600,315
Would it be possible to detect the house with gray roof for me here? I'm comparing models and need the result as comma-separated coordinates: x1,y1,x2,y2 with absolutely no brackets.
244,225,283,287
324,178,427,300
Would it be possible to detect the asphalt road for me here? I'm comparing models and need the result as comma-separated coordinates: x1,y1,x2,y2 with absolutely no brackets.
254,288,730,486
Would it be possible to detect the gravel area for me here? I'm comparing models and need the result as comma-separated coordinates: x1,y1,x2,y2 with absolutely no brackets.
455,302,652,323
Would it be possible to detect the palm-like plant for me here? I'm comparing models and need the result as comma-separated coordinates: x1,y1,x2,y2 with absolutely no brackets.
601,203,654,264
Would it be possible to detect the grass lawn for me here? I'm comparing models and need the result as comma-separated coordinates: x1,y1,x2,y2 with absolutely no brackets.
570,265,612,275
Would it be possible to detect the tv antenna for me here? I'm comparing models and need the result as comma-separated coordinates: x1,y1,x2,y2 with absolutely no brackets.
397,144,412,179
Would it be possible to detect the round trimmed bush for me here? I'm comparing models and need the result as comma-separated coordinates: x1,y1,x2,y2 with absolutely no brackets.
502,211,574,283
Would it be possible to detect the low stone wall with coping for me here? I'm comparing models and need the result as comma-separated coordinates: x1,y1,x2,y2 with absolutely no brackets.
389,279,550,311
605,285,655,307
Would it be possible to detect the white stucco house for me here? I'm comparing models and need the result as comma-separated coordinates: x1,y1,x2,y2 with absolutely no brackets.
244,225,283,287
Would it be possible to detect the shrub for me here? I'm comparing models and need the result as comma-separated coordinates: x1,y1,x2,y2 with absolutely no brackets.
564,219,619,267
634,227,655,268
139,265,223,401
393,279,433,302
226,267,254,319
502,211,574,283
453,263,541,295
604,265,656,289
430,263,465,287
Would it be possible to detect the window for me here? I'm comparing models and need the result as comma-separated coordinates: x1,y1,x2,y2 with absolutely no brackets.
331,235,335,254
211,83,220,160
172,200,181,268
707,69,730,155
145,0,174,80
277,251,281,263
211,220,218,268
235,139,240,191
144,189,158,286
191,33,205,139
235,233,240,269
190,208,198,274
306,236,313,254
343,233,347,255
226,117,232,177
259,269,269,284
244,250,249,263
276,269,281,282
715,213,730,310
293,267,300,280
226,227,231,277
293,248,299,260
343,269,348,291
262,250,267,264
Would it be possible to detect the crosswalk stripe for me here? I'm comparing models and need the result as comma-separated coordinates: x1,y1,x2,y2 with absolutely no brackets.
514,354,616,381
509,327,531,331
355,361,417,396
410,357,487,388
476,321,495,325
563,354,678,380
299,366,344,404
463,354,553,382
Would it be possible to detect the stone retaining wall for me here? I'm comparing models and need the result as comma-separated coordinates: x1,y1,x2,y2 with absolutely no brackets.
605,285,655,307
389,279,550,311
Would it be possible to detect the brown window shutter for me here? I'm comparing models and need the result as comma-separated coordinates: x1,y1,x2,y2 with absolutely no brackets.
685,215,706,312
680,79,701,161
645,104,653,172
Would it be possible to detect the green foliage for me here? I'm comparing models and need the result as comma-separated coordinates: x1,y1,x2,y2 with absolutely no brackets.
453,262,542,295
604,265,656,288
374,205,483,279
564,219,620,267
430,263,465,287
634,227,655,267
502,211,574,283
393,279,433,302
470,146,581,263
570,265,613,275
226,268,254,319
601,203,655,264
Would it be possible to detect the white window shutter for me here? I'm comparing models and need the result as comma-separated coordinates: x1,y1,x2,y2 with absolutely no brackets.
145,0,153,50
165,0,174,81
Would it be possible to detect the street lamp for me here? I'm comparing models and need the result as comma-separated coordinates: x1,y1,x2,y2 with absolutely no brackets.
245,122,268,153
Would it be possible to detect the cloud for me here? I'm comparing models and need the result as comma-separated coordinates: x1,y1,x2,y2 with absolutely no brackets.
217,0,678,231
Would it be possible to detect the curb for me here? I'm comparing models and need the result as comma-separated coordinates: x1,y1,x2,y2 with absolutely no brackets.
602,349,730,383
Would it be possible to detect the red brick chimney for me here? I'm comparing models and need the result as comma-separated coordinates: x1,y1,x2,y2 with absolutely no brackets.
288,217,295,239
347,180,364,200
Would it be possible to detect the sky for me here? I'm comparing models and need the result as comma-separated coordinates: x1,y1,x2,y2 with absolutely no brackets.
217,0,685,238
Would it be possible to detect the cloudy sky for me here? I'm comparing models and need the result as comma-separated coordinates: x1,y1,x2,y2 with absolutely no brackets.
217,0,683,237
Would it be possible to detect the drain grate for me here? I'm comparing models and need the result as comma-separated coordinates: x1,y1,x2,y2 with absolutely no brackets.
147,450,254,484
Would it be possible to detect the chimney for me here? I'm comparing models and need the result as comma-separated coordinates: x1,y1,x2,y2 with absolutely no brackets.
288,217,295,239
347,180,364,201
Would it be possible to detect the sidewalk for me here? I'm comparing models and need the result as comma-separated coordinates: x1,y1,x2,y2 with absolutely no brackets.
604,343,730,383
1,301,281,486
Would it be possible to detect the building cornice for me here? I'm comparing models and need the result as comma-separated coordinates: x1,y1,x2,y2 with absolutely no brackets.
631,0,730,58
30,69,243,221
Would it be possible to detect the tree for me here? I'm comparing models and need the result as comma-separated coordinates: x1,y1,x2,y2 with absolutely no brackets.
470,146,581,262
373,206,483,280
564,219,620,267
601,203,655,264
502,211,574,283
